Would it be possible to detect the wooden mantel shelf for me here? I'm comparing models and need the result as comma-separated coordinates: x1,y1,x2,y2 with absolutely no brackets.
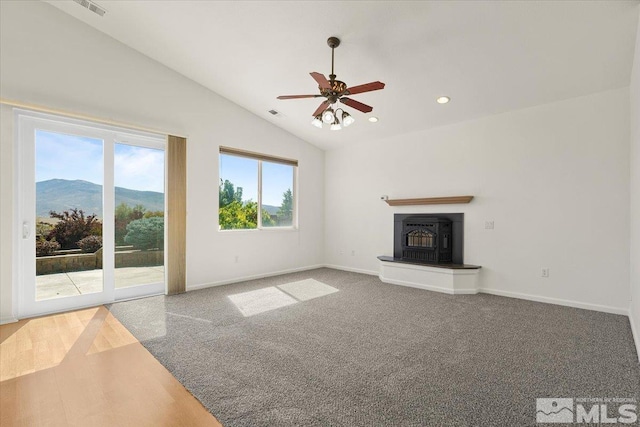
384,196,474,206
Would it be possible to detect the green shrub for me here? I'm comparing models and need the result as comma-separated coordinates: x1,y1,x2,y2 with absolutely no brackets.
77,235,102,253
124,217,164,250
36,237,60,257
115,203,145,245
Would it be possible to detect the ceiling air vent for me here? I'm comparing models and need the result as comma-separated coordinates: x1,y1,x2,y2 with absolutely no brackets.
268,109,286,119
73,0,107,17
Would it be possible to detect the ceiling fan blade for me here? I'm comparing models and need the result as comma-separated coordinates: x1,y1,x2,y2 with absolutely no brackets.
277,94,323,99
346,81,385,95
340,97,373,113
312,100,330,117
310,72,331,90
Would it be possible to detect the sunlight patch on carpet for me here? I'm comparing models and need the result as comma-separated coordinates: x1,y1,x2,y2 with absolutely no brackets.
228,287,298,317
277,279,339,301
227,279,339,317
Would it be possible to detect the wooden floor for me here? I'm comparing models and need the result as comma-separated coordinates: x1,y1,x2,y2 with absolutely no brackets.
0,306,223,427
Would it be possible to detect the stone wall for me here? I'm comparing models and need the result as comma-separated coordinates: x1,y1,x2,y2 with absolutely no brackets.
36,253,97,275
36,249,164,275
115,250,164,268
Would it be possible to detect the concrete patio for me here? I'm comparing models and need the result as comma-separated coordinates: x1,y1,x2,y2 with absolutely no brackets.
36,266,165,300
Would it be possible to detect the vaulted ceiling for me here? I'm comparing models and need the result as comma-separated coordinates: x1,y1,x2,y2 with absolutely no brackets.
48,0,639,150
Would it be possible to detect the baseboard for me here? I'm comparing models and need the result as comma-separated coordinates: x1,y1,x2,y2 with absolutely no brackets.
189,265,629,317
0,316,18,325
187,264,326,291
479,288,629,316
381,276,479,295
323,264,378,276
629,310,640,363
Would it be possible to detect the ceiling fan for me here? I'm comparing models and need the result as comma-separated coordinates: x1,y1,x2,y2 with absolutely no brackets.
277,37,385,129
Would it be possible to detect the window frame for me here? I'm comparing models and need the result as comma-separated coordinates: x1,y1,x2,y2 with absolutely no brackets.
218,147,298,232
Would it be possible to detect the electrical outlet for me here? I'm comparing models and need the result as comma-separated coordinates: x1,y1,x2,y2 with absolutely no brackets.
541,268,549,278
485,221,494,230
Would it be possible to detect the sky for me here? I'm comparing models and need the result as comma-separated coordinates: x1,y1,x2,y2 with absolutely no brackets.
35,130,165,193
35,131,293,206
220,154,293,207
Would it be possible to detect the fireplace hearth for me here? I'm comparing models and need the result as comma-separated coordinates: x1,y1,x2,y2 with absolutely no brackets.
380,213,479,293
394,213,464,265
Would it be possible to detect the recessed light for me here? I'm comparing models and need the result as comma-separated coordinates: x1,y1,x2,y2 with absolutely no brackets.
368,117,379,123
436,96,450,104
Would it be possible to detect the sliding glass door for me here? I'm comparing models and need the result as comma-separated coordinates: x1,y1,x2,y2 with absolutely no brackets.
17,111,166,318
113,140,165,300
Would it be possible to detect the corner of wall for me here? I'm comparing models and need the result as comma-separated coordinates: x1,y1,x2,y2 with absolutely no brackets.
628,5,640,363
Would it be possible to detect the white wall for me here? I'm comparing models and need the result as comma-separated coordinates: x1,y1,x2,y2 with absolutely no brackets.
0,0,636,325
325,88,630,314
0,1,324,321
630,7,640,355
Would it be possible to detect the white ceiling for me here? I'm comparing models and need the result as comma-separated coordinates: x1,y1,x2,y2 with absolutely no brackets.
47,0,639,150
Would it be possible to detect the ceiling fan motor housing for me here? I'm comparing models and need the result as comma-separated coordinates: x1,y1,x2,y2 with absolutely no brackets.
321,80,348,103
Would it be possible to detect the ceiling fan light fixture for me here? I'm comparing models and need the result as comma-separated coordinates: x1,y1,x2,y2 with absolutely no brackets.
322,108,335,124
277,36,386,131
342,111,355,127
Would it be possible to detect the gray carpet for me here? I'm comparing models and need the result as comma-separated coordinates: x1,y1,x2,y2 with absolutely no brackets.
108,268,640,426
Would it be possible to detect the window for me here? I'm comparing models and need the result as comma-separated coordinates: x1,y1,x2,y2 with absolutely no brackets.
219,147,297,230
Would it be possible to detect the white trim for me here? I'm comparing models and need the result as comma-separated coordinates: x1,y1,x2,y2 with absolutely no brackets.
13,108,164,140
1,98,185,138
11,110,20,323
0,316,18,325
187,264,325,291
378,261,480,295
257,159,262,227
112,291,164,304
115,282,165,301
479,287,629,316
372,258,629,316
629,310,640,363
380,276,479,295
323,264,378,276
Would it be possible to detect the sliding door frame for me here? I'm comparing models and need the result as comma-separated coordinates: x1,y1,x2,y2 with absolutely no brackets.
14,109,167,319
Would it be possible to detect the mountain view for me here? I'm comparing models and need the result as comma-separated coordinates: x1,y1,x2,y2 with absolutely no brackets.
36,179,164,218
262,205,280,216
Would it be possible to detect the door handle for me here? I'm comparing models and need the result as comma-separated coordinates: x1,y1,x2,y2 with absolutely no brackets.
22,221,30,239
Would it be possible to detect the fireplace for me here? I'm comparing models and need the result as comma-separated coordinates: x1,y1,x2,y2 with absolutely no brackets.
394,213,464,265
401,217,452,263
